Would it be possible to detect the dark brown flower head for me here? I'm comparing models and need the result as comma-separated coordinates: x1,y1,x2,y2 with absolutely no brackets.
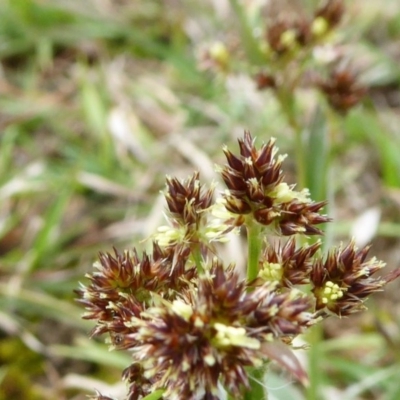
221,132,330,235
266,19,311,55
258,238,321,287
122,260,313,399
165,172,214,226
155,172,237,249
278,199,331,236
314,0,345,30
221,131,284,216
76,248,141,337
317,67,367,113
311,240,400,316
249,286,314,337
76,244,195,338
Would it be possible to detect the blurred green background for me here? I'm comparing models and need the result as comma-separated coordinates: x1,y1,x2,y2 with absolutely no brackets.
0,0,400,399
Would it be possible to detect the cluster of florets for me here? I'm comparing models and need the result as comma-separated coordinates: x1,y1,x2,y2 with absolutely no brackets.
259,0,366,113
78,131,399,400
220,131,329,235
316,67,367,113
153,172,238,251
202,0,366,114
264,0,344,56
78,252,313,399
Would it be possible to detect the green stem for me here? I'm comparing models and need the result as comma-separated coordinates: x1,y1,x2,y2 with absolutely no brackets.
306,323,323,400
294,125,306,191
244,366,267,400
230,0,265,66
192,243,204,274
246,220,262,283
276,88,307,190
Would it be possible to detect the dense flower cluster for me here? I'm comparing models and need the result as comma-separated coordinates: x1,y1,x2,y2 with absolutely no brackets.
310,240,400,316
316,67,367,113
264,0,344,56
261,0,365,113
77,131,400,400
154,172,238,250
78,250,314,399
201,0,366,114
258,238,321,287
221,131,330,234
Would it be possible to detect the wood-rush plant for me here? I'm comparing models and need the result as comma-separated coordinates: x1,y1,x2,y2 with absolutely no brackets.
77,131,400,400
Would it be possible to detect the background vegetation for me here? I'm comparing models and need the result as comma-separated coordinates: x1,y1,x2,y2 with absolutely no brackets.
0,0,399,399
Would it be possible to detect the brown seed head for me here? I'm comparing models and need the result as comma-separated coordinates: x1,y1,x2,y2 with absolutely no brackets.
310,240,399,316
258,238,321,286
221,132,330,235
165,172,214,225
156,173,231,249
317,67,367,113
279,200,331,236
76,244,195,339
221,131,284,217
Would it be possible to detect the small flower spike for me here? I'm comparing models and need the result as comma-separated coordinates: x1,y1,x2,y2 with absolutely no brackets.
154,172,238,248
164,172,214,226
317,67,367,113
311,240,400,316
76,244,195,338
221,131,330,234
258,238,321,287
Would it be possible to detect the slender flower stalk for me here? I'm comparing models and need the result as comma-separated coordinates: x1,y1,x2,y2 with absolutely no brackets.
246,218,262,283
77,131,400,400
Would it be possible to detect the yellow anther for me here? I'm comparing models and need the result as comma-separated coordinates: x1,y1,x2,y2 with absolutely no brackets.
321,281,344,304
259,262,283,282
